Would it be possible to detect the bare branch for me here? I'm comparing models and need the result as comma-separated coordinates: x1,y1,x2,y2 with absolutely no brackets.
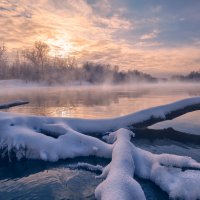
0,100,29,109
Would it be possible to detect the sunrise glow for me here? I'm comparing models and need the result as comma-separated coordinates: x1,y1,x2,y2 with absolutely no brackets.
1,0,200,76
46,37,74,57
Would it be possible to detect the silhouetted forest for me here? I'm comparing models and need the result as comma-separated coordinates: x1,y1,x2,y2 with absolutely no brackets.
172,71,200,82
0,41,157,85
1,41,200,85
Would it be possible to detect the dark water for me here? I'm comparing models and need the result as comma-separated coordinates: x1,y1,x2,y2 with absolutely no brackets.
0,157,170,200
0,160,101,200
1,83,200,200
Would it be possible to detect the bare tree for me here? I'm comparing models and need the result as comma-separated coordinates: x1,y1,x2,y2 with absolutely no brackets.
0,44,7,79
0,44,6,60
34,41,49,68
23,41,50,80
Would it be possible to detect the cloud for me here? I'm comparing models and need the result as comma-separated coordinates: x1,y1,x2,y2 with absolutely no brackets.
1,0,200,76
140,29,160,40
94,14,133,30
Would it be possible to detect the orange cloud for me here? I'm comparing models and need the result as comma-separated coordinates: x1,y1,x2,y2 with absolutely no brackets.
1,0,200,76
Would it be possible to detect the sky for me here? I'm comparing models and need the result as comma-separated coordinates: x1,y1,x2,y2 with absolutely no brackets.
0,0,200,76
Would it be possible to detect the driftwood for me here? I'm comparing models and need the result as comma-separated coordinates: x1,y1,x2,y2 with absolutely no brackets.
132,127,200,144
0,100,29,109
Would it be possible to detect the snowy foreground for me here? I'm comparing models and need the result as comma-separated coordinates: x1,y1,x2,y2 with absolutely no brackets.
1,97,200,200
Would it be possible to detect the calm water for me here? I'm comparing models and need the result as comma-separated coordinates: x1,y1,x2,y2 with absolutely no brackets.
0,83,200,200
1,83,200,118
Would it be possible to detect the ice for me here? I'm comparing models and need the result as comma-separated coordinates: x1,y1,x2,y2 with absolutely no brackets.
68,162,103,172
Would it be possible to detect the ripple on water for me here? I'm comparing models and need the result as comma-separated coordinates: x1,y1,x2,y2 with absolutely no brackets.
0,166,101,200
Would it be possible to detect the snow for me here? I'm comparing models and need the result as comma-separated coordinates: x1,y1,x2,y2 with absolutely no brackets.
0,113,112,161
95,128,146,200
1,97,200,199
68,162,103,172
96,128,200,200
132,145,200,200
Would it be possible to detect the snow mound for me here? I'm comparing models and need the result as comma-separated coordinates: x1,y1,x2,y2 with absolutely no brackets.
0,117,112,161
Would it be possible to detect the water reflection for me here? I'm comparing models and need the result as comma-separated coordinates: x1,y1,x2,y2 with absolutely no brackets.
150,111,200,135
1,84,200,118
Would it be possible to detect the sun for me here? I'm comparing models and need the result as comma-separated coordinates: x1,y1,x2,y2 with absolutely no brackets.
46,37,74,57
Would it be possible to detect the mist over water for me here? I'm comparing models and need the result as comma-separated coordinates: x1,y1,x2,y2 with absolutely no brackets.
1,81,200,118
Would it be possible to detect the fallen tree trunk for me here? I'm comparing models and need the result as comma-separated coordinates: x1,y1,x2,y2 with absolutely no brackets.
132,127,200,144
63,97,200,134
0,97,200,135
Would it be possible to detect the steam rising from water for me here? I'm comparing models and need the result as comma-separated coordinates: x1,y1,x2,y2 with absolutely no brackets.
1,80,200,118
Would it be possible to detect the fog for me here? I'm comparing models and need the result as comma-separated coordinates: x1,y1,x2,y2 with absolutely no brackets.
1,80,200,118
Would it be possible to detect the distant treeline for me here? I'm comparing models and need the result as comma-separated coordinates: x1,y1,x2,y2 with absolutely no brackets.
1,41,200,84
171,71,200,82
0,41,157,85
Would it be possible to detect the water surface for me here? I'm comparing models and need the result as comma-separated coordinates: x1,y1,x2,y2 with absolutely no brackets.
1,83,200,118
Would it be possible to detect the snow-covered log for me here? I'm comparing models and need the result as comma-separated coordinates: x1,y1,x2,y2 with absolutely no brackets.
0,100,29,109
66,96,200,134
95,129,200,200
0,97,200,136
95,129,146,200
133,128,200,144
0,122,112,161
132,144,200,200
